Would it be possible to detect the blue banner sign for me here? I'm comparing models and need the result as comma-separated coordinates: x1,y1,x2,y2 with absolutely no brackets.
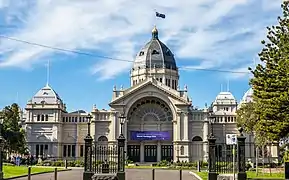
130,131,170,140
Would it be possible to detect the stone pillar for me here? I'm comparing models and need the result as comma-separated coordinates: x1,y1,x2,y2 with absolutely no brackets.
237,128,247,180
183,112,189,141
157,141,161,161
112,112,117,140
117,133,126,180
83,129,94,180
208,136,217,180
140,142,144,162
177,112,181,141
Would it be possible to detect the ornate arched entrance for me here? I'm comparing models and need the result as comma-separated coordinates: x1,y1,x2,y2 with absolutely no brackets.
126,97,174,162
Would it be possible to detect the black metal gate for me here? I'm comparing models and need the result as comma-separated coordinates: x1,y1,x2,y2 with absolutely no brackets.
207,127,247,180
83,120,126,180
93,144,118,173
161,145,173,161
144,145,157,162
127,145,140,162
215,143,237,174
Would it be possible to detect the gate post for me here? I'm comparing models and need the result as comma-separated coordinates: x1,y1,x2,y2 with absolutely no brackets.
208,136,217,180
237,127,247,180
117,133,126,180
83,115,94,180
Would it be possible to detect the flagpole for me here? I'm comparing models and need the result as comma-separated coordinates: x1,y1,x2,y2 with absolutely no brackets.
154,9,157,26
46,59,50,86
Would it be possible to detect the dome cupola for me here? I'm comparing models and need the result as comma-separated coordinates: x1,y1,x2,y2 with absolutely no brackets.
130,26,179,89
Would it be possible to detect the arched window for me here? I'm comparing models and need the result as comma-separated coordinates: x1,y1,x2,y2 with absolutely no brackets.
45,115,49,121
192,136,203,141
41,115,44,121
98,136,108,142
37,115,40,121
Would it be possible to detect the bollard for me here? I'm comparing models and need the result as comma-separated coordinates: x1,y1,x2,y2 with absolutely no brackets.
197,160,201,172
54,168,57,180
152,169,155,180
64,159,67,169
179,169,182,180
28,166,31,180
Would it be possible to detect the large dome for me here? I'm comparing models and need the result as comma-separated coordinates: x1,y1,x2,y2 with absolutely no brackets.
132,26,177,70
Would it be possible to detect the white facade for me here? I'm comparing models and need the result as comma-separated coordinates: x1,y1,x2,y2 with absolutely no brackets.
22,27,271,162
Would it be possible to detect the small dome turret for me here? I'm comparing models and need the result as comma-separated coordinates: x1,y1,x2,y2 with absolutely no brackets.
239,88,253,107
214,92,236,105
31,84,62,104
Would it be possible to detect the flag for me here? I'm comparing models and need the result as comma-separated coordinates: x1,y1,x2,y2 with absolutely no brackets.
156,12,165,19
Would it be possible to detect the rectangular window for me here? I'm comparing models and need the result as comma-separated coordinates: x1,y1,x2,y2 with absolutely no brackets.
80,145,84,157
160,78,162,83
68,117,71,122
62,117,65,122
36,144,39,158
72,117,74,122
72,145,76,157
40,145,44,156
68,145,71,157
63,145,67,157
45,115,48,121
75,117,78,122
37,115,40,121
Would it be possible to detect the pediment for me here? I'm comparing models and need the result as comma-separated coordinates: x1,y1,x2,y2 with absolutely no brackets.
109,78,191,107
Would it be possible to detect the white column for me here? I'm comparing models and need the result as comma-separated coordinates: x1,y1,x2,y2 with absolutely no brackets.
112,112,116,140
183,112,189,141
157,141,161,161
177,112,181,141
140,142,144,162
203,121,209,142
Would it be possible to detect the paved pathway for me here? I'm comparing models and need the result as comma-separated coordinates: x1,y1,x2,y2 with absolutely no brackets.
11,168,198,180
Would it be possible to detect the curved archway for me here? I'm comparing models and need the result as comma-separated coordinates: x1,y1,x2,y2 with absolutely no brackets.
191,136,203,161
127,97,174,163
124,91,177,121
127,97,173,122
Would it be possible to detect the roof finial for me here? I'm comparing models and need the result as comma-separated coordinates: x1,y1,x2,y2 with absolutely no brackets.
152,25,158,39
46,59,50,86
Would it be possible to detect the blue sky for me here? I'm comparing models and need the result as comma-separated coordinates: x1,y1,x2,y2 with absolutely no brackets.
0,0,282,112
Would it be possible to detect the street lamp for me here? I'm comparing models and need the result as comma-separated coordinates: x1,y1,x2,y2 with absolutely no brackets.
208,110,215,138
117,113,126,173
87,114,92,137
118,113,126,137
0,116,4,180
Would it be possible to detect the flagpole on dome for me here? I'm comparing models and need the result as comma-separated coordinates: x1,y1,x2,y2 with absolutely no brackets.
154,9,157,27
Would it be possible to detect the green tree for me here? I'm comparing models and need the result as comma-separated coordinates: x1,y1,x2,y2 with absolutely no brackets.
1,103,27,155
250,1,289,141
236,102,257,134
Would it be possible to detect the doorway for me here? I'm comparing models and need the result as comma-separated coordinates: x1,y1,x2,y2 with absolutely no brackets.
161,145,173,161
127,145,140,162
144,145,157,162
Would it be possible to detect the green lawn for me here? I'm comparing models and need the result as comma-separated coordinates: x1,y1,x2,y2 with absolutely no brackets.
194,171,285,180
3,165,64,179
246,171,284,179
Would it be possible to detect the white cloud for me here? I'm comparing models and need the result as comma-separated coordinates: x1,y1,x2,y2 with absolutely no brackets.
0,0,282,80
